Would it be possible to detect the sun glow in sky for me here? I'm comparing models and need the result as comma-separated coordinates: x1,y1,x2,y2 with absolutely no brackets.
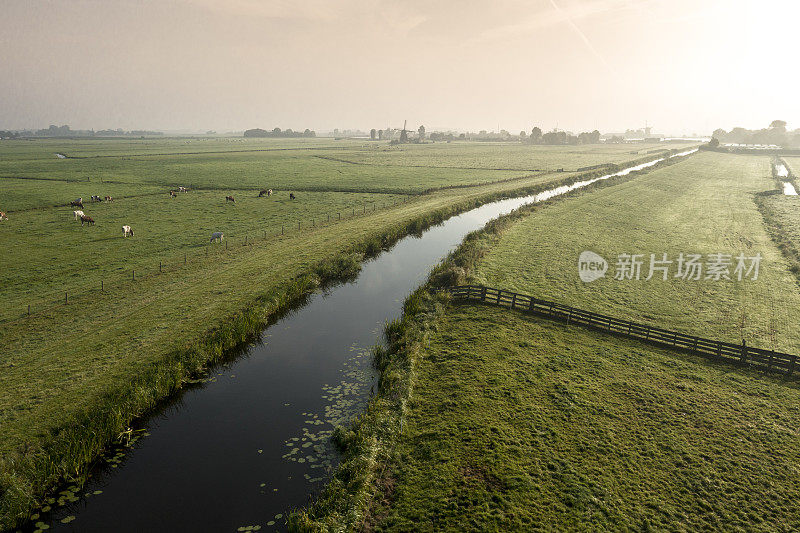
1,0,798,134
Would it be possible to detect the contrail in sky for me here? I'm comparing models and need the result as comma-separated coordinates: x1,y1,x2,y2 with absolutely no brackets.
547,0,610,67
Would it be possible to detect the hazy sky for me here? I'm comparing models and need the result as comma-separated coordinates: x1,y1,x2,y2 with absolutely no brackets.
1,0,798,134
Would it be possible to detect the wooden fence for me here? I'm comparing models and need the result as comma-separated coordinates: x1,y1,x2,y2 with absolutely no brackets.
442,285,798,376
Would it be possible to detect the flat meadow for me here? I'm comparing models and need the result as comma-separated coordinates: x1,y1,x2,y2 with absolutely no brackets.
336,151,800,531
0,136,695,528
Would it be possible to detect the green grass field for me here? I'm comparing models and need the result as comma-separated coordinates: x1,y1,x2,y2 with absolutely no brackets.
474,151,800,352
323,141,698,172
344,151,800,530
0,137,687,528
368,306,800,531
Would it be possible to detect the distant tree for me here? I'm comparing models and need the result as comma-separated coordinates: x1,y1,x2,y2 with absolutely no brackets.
458,133,466,140
244,128,269,138
770,120,787,131
708,137,720,148
273,127,282,135
712,128,727,140
519,131,527,139
370,128,377,140
530,126,542,143
418,125,425,141
378,129,384,140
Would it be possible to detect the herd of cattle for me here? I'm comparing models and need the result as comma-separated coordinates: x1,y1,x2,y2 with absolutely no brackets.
55,187,297,241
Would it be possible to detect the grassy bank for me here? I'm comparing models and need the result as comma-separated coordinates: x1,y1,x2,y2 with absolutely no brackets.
295,151,800,530
291,150,707,531
0,141,685,529
755,191,800,283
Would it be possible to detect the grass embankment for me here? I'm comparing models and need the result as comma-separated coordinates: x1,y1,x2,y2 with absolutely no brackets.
0,139,680,529
782,156,800,179
755,191,800,281
296,151,800,530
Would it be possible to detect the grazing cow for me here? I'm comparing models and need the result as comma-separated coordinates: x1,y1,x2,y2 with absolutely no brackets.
225,195,235,203
178,186,188,193
73,209,85,221
80,215,95,226
210,231,224,243
258,189,268,197
122,225,134,237
289,193,296,200
105,196,113,202
70,199,83,208
169,190,177,198
0,211,7,221
91,195,102,202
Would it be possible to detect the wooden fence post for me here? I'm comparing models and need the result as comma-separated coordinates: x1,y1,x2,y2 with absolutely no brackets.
789,355,796,376
133,270,135,281
282,225,284,235
65,291,68,304
740,340,747,365
185,253,187,264
768,350,774,371
102,280,104,291
480,286,487,301
28,304,30,316
159,261,162,273
511,293,517,309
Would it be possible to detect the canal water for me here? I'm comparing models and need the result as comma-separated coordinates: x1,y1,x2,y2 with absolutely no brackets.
27,149,696,532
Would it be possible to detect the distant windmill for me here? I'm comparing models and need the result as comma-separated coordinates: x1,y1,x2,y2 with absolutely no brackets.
399,120,409,143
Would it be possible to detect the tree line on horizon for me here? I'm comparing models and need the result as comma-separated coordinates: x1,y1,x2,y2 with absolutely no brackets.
712,120,800,148
243,127,316,138
364,125,604,145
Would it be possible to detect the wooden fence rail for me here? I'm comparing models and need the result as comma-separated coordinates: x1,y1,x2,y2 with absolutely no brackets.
441,285,797,376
